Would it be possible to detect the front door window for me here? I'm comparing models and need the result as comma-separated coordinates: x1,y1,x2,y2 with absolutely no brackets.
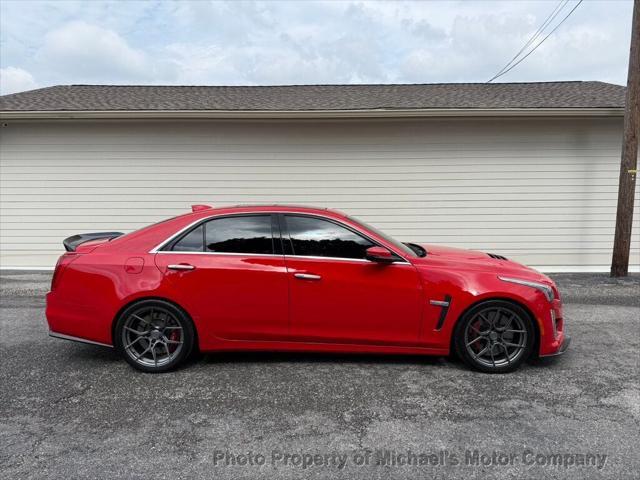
284,215,373,259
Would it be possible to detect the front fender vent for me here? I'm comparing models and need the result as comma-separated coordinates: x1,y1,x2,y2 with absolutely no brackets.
487,253,508,260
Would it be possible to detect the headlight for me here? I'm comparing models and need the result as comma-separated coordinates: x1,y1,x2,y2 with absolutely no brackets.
498,276,555,302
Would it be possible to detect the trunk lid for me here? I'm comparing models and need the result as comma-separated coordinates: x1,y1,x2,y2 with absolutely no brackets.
63,232,124,252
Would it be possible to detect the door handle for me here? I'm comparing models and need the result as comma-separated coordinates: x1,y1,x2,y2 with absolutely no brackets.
168,264,195,271
294,273,321,281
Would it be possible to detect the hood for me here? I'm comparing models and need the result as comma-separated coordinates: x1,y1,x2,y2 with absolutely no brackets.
415,243,550,282
421,244,490,260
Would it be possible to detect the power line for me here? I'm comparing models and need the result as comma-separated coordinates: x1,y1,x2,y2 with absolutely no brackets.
489,0,570,82
487,0,584,83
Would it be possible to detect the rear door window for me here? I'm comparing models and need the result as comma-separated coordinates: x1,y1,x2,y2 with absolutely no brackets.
171,224,204,252
169,215,275,254
205,215,274,254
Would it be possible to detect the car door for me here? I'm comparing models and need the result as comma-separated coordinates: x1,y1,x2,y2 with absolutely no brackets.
280,214,423,346
154,214,289,343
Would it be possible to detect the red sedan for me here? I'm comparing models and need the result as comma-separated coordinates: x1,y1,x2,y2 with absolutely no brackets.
46,204,569,373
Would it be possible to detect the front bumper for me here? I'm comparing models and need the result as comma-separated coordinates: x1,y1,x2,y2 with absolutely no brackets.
535,294,569,356
540,335,571,357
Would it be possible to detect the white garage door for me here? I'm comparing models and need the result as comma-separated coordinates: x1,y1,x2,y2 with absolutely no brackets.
1,117,638,270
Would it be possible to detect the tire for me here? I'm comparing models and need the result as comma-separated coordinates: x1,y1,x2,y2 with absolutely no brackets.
454,300,535,373
114,299,195,373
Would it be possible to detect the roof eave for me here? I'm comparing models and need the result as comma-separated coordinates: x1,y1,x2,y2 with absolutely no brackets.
0,107,625,120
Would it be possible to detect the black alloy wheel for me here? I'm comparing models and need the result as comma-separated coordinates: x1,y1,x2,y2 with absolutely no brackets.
114,300,195,373
454,300,535,373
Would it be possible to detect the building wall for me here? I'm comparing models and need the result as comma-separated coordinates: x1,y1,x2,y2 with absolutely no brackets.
1,117,638,270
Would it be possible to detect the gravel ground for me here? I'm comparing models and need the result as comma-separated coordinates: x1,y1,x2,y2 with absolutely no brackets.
0,271,638,480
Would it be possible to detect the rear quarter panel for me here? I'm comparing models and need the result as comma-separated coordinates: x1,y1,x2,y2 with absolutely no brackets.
46,251,166,345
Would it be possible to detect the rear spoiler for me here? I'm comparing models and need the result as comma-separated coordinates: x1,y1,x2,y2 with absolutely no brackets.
63,232,124,252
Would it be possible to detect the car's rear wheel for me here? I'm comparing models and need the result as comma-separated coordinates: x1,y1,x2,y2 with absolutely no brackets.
114,300,194,373
454,300,534,373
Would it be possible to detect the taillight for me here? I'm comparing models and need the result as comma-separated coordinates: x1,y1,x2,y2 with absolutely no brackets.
50,253,78,291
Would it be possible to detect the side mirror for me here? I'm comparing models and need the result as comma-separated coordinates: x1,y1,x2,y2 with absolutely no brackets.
365,246,396,263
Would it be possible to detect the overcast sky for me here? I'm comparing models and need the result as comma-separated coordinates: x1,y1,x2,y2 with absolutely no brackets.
0,0,634,95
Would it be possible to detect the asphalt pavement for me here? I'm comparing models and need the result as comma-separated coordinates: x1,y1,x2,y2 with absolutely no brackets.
0,271,638,479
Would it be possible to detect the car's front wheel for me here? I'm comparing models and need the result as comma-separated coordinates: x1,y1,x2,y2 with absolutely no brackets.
454,300,535,373
114,299,195,373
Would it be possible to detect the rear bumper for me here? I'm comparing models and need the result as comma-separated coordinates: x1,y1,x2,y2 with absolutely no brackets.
540,335,571,357
46,291,113,346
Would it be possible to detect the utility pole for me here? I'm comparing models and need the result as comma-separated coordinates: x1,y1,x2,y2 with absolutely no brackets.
611,0,639,277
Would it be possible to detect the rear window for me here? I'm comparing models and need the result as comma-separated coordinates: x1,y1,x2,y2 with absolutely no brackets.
115,215,183,243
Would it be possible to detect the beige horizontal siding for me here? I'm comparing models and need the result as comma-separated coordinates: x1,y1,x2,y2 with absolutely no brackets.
0,118,637,270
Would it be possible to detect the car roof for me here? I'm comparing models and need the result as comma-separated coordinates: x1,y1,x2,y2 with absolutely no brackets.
110,204,351,253
228,203,333,210
196,204,347,217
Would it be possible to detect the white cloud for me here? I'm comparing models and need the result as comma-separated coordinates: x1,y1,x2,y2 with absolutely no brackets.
398,8,632,84
0,67,38,95
0,1,633,89
38,21,152,82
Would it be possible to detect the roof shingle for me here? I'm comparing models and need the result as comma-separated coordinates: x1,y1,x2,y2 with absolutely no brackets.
0,81,625,112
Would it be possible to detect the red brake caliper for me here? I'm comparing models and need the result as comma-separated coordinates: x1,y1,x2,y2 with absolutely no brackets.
168,330,179,352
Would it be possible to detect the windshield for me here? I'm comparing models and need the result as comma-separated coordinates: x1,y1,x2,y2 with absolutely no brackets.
347,216,418,258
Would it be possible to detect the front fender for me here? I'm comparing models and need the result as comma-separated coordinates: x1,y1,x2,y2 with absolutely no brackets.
417,267,558,354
